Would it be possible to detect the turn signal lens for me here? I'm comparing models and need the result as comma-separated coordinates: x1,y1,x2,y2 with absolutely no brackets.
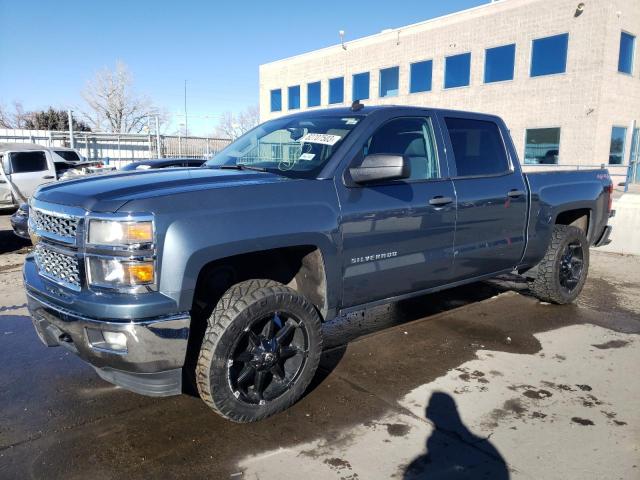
87,257,155,288
126,223,153,243
88,219,153,246
126,263,154,283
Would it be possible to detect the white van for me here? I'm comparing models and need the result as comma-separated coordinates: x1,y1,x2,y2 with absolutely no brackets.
0,143,112,208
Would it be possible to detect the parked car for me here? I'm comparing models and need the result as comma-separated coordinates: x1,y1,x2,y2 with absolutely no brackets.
120,158,206,170
0,143,110,208
8,158,201,241
23,105,614,423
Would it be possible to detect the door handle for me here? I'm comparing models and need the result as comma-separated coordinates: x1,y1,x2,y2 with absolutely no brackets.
507,189,525,198
429,195,453,206
42,175,55,179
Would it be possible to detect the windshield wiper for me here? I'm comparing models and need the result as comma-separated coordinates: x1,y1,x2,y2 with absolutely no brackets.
217,164,268,172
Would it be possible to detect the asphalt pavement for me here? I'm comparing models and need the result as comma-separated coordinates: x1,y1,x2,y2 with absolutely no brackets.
0,214,638,479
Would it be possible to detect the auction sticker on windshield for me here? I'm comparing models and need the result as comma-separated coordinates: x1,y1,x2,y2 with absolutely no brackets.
301,133,342,146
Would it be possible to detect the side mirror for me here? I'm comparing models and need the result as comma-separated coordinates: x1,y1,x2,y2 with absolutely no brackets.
349,154,410,185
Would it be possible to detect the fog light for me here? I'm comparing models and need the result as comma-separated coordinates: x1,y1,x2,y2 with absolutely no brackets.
103,331,128,351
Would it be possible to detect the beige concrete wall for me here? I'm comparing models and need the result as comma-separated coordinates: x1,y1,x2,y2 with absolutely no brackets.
259,0,640,169
601,191,640,255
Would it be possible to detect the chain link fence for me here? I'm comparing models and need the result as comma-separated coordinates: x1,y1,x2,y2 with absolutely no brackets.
0,128,231,169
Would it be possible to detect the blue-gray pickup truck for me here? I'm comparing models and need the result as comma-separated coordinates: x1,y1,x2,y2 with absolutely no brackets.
24,105,614,422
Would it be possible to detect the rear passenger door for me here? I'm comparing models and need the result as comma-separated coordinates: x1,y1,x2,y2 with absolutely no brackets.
441,115,528,280
9,151,56,198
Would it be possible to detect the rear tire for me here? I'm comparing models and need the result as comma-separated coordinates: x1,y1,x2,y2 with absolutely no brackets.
196,279,322,423
528,225,589,304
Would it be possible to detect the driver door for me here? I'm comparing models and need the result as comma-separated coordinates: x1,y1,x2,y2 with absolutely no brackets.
9,151,56,198
337,114,457,308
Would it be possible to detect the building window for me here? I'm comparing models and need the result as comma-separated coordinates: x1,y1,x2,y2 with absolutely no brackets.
270,89,282,112
379,66,399,97
410,60,433,93
288,85,300,110
307,81,321,107
524,128,561,164
484,44,516,83
352,72,370,101
329,77,344,104
609,126,627,165
445,52,471,89
530,33,569,77
618,32,636,74
444,117,510,176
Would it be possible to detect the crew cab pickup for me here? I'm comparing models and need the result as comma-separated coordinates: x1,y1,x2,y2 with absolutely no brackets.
24,106,614,422
0,143,109,208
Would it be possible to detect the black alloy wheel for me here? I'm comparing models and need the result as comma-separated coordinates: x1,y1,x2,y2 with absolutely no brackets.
528,225,590,304
228,311,309,405
558,241,584,294
196,279,323,422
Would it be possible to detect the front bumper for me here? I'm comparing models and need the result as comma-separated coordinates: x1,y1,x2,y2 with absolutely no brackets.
25,262,191,397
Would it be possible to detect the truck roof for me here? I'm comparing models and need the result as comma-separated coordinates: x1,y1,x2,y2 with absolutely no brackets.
0,143,48,152
0,143,79,153
272,104,502,122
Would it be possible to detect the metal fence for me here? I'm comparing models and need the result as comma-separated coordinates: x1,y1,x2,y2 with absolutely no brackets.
0,128,231,169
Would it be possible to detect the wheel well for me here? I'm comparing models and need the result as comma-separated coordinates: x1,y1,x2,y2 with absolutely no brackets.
183,246,328,391
555,209,590,235
191,246,327,320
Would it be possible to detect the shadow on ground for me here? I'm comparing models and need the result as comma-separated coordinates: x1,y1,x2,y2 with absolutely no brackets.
404,392,509,479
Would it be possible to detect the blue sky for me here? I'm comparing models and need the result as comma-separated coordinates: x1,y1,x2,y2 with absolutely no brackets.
0,0,488,135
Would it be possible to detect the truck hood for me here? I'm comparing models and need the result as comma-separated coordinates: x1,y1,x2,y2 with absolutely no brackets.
33,167,291,212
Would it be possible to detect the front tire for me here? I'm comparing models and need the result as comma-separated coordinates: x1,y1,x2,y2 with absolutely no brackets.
528,225,589,304
196,279,323,422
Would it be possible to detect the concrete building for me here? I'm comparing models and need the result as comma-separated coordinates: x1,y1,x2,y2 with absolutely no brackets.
259,0,640,182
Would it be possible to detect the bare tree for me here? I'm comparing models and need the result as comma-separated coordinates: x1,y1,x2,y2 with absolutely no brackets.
0,101,29,129
214,105,259,139
81,61,162,133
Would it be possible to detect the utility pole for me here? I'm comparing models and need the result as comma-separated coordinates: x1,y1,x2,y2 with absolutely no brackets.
155,115,162,158
184,80,188,138
67,109,75,148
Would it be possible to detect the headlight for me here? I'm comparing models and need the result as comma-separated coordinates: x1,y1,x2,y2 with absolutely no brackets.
88,219,153,246
86,257,155,289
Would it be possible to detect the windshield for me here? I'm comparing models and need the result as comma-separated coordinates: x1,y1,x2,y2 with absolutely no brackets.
54,150,81,162
205,115,363,178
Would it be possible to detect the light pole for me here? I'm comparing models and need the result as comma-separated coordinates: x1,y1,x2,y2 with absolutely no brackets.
67,109,75,148
155,115,162,158
184,80,188,138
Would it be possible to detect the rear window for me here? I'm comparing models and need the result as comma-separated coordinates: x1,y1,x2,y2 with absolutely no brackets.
54,150,81,162
445,117,510,177
10,151,48,173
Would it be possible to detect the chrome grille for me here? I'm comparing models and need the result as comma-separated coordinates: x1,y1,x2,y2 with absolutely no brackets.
34,245,81,289
31,208,79,242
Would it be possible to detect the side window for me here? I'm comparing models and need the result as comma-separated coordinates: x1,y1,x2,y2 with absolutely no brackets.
445,117,510,177
364,117,440,180
10,151,48,173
